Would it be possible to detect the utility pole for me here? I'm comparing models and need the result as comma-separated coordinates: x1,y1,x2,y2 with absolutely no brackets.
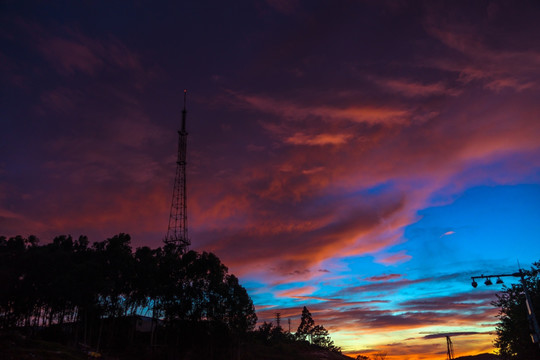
446,336,454,360
424,333,460,359
165,90,190,250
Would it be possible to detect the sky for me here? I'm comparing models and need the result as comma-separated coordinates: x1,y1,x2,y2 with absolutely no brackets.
2,0,540,358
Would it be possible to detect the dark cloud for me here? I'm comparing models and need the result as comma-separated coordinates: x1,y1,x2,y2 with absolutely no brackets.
333,278,428,298
400,291,497,312
422,331,488,340
365,273,402,282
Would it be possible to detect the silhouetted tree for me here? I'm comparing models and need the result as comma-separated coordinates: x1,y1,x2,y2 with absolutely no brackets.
356,355,370,360
222,273,257,333
296,306,315,342
493,261,540,359
311,324,338,351
295,306,340,352
0,233,257,357
257,321,275,342
255,320,292,345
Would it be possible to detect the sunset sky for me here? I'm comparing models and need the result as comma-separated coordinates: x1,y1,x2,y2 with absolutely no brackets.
2,1,540,358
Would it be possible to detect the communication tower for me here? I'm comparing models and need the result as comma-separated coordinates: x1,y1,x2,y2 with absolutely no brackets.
165,90,190,250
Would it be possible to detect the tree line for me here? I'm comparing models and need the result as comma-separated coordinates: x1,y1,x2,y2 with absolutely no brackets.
255,306,340,352
0,233,257,358
0,234,344,359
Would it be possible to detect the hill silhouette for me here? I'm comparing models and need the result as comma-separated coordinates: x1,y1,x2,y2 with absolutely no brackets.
1,330,353,360
1,234,346,359
455,353,499,360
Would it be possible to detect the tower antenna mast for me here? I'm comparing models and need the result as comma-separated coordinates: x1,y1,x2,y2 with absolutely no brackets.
165,89,190,250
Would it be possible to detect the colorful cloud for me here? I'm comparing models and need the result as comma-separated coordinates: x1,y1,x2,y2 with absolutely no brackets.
2,1,540,358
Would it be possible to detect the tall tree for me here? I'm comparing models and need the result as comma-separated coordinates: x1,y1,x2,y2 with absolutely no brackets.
222,274,257,333
295,306,340,352
493,261,540,359
296,306,315,342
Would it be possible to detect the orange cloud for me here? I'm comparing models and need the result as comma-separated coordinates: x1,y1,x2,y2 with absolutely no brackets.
370,76,459,97
424,5,540,93
365,273,403,282
232,92,410,126
276,285,317,298
376,251,412,265
285,132,352,146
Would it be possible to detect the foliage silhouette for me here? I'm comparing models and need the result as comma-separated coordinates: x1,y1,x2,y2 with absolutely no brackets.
1,234,347,359
293,306,339,352
493,260,540,359
0,234,257,358
250,314,342,360
296,306,315,342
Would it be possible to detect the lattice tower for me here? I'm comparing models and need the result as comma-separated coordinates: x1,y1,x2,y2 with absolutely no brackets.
165,90,190,250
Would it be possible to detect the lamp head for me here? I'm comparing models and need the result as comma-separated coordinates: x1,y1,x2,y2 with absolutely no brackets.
496,277,504,284
485,278,493,286
471,280,478,288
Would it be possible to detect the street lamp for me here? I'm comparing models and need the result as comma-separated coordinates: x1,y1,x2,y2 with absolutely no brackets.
471,269,540,348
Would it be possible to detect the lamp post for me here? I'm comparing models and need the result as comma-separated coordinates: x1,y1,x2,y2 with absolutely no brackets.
471,269,540,348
